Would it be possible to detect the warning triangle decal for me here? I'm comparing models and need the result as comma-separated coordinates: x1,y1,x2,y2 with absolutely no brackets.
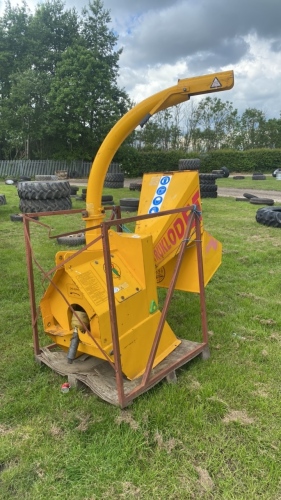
210,77,222,88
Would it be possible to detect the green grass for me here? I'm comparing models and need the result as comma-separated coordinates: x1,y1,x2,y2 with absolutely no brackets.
0,181,281,499
217,174,281,191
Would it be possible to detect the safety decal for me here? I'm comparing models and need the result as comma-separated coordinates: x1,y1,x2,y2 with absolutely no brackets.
148,175,171,214
210,77,222,89
156,266,165,283
103,262,121,278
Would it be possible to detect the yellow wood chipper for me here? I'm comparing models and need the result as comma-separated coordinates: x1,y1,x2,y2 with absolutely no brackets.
27,70,234,407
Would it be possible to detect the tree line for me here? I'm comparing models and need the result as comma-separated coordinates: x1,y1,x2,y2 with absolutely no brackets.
134,99,281,152
0,0,130,160
1,0,281,161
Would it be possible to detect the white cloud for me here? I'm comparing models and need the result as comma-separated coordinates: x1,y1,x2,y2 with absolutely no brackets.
117,34,281,119
225,35,281,118
2,0,281,119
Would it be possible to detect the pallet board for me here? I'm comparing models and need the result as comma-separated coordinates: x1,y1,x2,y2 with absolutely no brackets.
37,339,207,406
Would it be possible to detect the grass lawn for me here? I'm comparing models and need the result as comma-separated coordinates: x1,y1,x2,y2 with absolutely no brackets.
0,179,280,499
217,174,281,191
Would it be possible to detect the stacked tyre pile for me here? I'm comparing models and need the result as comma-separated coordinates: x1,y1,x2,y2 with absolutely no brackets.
178,158,220,199
104,172,124,189
199,174,218,199
104,163,124,189
17,180,72,213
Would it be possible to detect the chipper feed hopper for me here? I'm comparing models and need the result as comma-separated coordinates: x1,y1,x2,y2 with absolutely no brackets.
36,71,234,406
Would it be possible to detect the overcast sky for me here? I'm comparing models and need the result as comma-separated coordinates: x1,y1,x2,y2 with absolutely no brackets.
2,0,281,119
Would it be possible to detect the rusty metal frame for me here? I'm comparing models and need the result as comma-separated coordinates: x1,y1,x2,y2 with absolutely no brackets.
23,203,209,408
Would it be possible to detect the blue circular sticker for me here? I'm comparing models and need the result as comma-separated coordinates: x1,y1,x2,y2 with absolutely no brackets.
153,196,163,205
149,206,159,213
156,186,166,195
160,176,171,185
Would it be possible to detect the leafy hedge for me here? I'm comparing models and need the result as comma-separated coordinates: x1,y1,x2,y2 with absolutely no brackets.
115,147,281,177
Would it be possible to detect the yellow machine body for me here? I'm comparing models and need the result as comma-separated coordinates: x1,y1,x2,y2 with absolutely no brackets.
40,71,233,380
41,231,180,380
136,170,222,292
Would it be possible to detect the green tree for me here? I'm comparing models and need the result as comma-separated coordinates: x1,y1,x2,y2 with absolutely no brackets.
262,117,281,149
1,68,50,158
236,108,267,150
193,97,238,151
0,0,80,158
0,0,128,159
0,0,31,97
135,121,163,150
0,1,31,157
27,0,79,75
47,0,129,158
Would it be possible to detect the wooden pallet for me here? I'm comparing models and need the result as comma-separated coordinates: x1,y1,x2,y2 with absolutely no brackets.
37,339,209,406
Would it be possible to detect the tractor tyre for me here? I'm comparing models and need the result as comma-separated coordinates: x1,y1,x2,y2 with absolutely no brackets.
103,181,124,189
250,198,274,206
10,213,39,222
119,198,139,208
220,166,230,178
57,233,86,246
129,183,142,191
120,205,138,212
200,184,217,193
17,180,71,200
199,179,216,186
105,173,124,182
243,193,258,199
199,173,218,181
256,207,281,228
19,197,72,213
70,185,79,195
107,163,121,174
178,158,201,170
102,195,114,202
252,174,266,180
201,191,218,198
